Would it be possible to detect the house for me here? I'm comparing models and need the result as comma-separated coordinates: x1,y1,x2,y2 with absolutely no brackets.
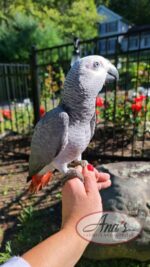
97,5,150,54
97,5,131,54
122,25,150,52
97,5,131,37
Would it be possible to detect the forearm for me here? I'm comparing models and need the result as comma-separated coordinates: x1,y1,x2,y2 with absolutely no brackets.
22,226,88,267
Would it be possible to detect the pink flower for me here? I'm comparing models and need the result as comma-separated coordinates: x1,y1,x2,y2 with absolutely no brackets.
0,117,3,122
96,118,101,124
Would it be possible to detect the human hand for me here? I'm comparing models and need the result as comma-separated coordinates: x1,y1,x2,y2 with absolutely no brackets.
61,165,111,230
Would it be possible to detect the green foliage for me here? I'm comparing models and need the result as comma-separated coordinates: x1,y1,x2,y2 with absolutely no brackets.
0,241,12,264
57,0,101,40
0,13,61,61
0,0,102,61
147,101,150,121
108,0,150,25
41,65,65,99
97,92,150,138
101,96,133,126
95,0,150,25
11,206,55,255
0,0,149,62
18,206,34,225
32,0,74,13
119,60,150,90
0,105,34,134
94,0,110,7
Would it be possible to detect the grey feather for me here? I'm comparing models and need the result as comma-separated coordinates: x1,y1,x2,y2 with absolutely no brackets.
29,105,69,177
29,55,119,178
90,112,96,140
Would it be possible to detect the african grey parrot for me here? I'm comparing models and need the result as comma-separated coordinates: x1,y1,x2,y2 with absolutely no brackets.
28,55,119,192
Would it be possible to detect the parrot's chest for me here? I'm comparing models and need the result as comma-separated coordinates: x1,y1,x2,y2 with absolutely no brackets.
54,123,91,164
68,123,91,153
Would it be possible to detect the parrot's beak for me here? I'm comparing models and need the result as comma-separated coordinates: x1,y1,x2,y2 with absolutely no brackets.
106,64,119,83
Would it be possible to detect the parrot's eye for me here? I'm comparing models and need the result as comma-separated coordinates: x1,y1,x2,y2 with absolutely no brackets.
93,61,102,69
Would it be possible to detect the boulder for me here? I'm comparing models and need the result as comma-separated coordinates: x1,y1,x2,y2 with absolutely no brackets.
84,161,150,261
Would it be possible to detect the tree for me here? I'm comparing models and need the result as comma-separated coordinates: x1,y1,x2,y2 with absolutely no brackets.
0,0,103,61
0,13,61,61
57,0,101,40
94,0,110,8
109,0,150,25
32,0,74,13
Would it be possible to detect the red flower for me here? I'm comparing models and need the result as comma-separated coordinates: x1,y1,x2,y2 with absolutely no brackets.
131,103,142,112
96,97,104,107
2,110,12,120
40,106,45,117
96,109,100,115
134,95,146,102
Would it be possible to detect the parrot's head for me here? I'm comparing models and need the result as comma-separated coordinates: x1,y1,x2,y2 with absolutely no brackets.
62,55,119,107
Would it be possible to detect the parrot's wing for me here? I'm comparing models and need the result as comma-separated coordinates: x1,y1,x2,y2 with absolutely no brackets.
29,106,69,177
90,112,96,140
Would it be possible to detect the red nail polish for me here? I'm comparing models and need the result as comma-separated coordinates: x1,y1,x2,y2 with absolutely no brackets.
87,164,94,171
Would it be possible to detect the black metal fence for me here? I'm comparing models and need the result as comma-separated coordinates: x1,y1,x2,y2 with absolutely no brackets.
0,28,150,160
0,64,33,136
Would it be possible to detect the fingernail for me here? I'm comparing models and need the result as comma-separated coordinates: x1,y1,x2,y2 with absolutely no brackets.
87,164,94,171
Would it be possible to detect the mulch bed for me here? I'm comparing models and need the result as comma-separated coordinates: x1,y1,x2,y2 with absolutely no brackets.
0,133,63,251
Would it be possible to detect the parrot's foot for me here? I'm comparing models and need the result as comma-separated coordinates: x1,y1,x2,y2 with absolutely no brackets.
71,160,88,168
28,171,52,193
62,168,84,185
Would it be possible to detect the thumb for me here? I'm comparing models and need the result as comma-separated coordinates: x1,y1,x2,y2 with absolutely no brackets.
82,165,99,195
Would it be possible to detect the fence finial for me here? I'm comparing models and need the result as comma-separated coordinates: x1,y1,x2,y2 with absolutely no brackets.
71,37,80,67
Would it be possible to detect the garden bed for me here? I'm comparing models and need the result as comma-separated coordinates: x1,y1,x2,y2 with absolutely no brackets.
87,123,150,159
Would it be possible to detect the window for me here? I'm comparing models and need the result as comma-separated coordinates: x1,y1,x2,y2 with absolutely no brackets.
100,24,106,34
129,37,138,49
108,38,116,51
106,21,118,33
143,36,150,47
99,40,106,52
99,38,116,54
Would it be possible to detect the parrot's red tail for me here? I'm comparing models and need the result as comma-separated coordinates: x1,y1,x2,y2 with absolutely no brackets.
28,172,52,193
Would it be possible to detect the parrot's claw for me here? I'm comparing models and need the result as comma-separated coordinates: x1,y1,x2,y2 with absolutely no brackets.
71,160,88,168
62,168,84,185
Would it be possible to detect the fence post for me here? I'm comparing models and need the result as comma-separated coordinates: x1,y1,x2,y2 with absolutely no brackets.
30,46,40,126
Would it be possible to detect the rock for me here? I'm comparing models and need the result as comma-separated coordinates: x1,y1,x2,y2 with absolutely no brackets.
84,162,150,261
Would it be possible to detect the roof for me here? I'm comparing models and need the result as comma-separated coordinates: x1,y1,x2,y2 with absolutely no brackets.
127,24,150,33
97,5,122,22
97,5,130,25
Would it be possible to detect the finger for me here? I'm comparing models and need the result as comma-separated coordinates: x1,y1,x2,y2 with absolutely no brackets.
95,171,110,182
62,165,86,196
62,165,83,189
62,177,86,196
94,168,110,182
75,165,83,173
97,179,112,190
82,166,98,194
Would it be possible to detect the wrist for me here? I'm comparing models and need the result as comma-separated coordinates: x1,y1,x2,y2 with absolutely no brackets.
61,223,89,248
